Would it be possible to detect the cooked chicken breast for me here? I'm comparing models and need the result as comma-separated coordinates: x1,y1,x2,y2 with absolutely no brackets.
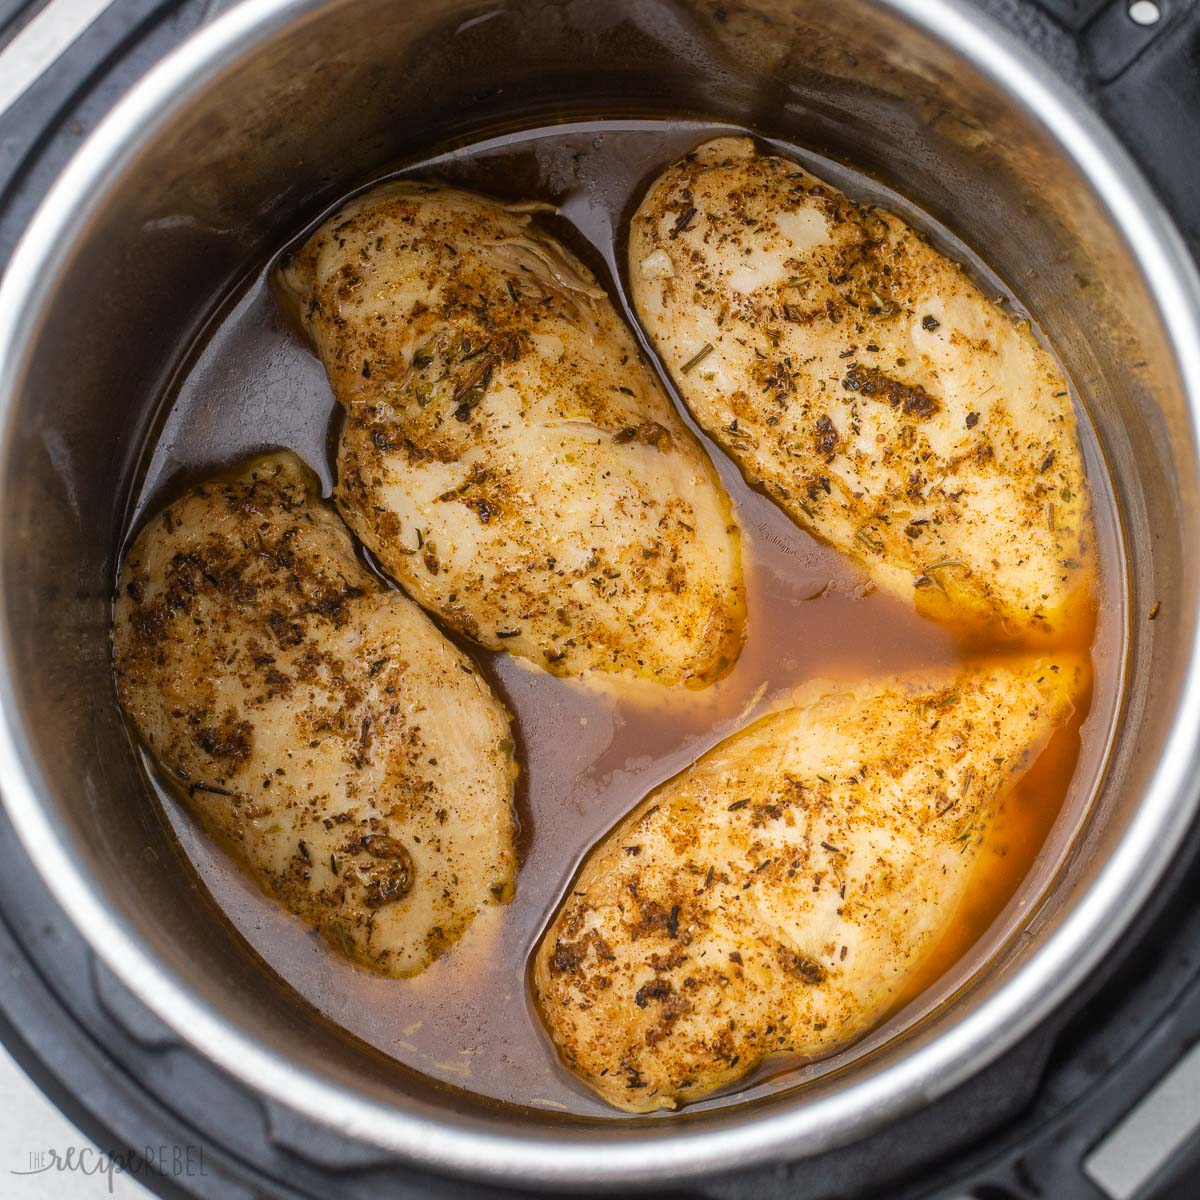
534,655,1082,1111
113,451,517,977
278,181,745,686
629,137,1091,635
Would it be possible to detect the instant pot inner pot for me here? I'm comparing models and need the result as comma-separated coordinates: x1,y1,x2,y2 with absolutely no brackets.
1,0,1192,1170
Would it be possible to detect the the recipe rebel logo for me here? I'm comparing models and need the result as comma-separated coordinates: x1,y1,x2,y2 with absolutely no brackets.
9,1143,208,1193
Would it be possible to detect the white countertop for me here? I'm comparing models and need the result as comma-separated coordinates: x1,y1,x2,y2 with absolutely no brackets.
0,1045,154,1199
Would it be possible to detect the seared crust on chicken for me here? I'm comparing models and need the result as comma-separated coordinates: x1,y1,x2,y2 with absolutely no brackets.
278,181,745,686
534,656,1081,1111
113,451,517,977
629,137,1091,634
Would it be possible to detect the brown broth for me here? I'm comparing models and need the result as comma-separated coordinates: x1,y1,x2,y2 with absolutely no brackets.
124,118,1126,1117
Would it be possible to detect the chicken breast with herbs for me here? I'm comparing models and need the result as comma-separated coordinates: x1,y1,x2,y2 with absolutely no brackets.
534,655,1082,1111
113,451,517,977
278,181,745,686
629,137,1091,635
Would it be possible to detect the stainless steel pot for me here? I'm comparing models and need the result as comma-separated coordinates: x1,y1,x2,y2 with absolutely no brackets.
1,0,1199,1189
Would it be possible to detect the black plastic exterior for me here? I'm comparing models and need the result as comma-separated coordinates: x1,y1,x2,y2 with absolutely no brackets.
1035,0,1200,252
1,1,1199,1197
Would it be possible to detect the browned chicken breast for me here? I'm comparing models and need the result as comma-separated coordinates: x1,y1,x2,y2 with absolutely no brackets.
629,137,1092,635
534,655,1082,1111
278,180,745,686
113,451,517,977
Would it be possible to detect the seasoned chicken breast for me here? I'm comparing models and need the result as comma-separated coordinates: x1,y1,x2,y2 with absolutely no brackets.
113,452,517,977
534,655,1082,1111
278,181,745,686
629,137,1091,635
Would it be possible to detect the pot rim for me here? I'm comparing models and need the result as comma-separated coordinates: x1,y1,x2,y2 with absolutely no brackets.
1,0,1199,1187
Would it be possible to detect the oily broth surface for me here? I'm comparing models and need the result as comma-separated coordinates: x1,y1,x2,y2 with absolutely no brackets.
125,119,1124,1116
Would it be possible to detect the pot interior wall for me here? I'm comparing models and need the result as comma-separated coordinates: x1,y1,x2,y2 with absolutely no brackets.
1,0,1193,1153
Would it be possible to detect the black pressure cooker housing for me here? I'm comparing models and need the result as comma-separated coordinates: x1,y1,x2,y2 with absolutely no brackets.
1,1,1199,1197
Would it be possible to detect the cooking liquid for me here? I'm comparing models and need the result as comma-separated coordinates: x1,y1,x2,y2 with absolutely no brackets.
125,119,1125,1116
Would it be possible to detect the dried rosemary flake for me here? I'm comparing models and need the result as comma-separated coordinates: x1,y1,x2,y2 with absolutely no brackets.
680,343,714,374
189,781,233,798
670,205,698,238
